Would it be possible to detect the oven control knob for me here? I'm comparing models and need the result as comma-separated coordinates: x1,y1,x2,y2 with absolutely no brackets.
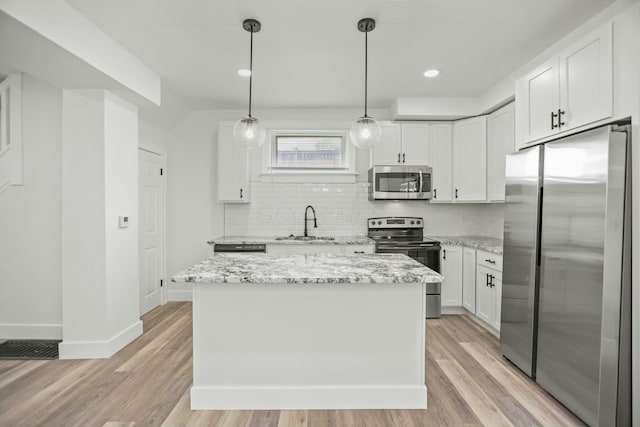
377,221,382,225
371,221,375,226
417,220,421,224
410,220,415,225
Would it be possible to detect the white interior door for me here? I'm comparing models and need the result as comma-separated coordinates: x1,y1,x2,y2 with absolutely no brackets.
139,149,163,315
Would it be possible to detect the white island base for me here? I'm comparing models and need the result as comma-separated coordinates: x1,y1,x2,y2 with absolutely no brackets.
191,282,427,410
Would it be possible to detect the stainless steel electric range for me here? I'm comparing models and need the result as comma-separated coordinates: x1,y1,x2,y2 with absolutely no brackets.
367,217,442,318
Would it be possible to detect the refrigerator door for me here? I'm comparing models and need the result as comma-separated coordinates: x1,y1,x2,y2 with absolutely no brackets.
499,146,543,377
536,126,627,426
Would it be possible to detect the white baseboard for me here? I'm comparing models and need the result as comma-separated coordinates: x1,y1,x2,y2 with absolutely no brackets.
168,289,192,301
0,323,63,340
441,306,467,315
190,385,428,410
59,320,143,359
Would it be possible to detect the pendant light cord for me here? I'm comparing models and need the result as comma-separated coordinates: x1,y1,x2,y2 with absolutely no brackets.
248,28,254,118
364,30,368,118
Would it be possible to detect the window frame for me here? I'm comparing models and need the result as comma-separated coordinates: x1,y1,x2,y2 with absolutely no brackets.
261,129,357,182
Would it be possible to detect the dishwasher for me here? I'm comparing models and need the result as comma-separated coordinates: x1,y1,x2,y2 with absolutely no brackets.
213,244,266,253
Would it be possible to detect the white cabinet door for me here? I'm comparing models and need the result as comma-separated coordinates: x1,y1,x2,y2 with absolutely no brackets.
462,247,476,313
428,123,453,202
487,103,515,202
441,245,462,307
372,122,402,166
453,116,487,202
400,123,429,165
518,58,560,144
475,265,493,324
491,271,502,331
218,123,250,202
558,22,612,131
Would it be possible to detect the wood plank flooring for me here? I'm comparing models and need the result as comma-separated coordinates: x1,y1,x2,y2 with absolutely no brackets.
0,302,584,427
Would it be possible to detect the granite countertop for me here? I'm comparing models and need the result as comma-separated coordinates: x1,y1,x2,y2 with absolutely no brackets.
172,253,442,284
429,236,503,255
207,235,374,246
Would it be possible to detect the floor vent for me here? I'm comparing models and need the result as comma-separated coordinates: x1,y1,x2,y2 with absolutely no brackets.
0,340,60,360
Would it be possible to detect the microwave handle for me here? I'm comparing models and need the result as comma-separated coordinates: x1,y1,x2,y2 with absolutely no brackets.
419,170,423,193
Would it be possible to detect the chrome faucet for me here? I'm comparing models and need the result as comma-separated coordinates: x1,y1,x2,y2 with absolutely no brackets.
304,205,318,237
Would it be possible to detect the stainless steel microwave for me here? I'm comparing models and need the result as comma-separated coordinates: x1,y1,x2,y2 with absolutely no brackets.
368,165,432,200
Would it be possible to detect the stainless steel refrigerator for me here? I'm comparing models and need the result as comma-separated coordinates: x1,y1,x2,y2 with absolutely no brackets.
500,125,631,426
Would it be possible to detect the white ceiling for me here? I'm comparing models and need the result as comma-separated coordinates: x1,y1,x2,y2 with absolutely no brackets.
65,0,615,111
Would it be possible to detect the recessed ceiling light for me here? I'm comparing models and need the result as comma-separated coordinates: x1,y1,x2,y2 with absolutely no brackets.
423,69,440,78
238,69,251,77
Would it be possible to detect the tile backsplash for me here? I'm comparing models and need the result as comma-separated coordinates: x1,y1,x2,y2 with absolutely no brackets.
224,182,504,238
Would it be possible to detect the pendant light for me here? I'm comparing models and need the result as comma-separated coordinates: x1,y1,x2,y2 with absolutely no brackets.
234,18,266,149
349,18,381,150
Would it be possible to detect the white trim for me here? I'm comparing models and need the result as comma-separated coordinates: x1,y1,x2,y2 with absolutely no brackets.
138,143,167,308
0,323,62,340
441,306,467,315
167,289,193,302
190,385,427,410
58,320,142,359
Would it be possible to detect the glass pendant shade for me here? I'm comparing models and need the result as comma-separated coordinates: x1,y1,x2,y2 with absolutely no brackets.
233,116,266,149
349,116,381,149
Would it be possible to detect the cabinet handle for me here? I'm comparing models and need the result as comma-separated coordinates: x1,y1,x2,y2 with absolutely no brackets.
490,275,495,288
397,153,401,163
485,259,496,264
455,188,459,199
402,153,406,163
240,188,243,199
551,111,558,129
443,249,446,260
558,109,566,127
486,273,490,287
433,188,437,199
353,251,365,254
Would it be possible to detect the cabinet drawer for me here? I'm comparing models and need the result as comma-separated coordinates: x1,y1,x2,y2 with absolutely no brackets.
476,250,502,271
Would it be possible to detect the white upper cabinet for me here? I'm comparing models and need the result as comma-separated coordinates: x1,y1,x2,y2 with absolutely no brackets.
372,122,429,166
559,23,613,131
372,122,402,165
218,122,250,203
453,116,487,202
516,22,612,148
400,123,429,165
487,103,515,202
428,123,453,202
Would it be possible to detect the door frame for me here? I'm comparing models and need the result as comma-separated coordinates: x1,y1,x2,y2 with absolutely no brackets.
138,142,167,312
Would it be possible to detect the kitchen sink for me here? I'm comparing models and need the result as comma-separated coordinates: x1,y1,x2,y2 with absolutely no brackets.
275,235,336,241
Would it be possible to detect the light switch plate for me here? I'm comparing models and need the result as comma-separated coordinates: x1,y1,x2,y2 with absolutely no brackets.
118,216,129,228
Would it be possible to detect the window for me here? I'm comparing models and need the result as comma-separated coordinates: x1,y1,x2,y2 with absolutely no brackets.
271,133,347,170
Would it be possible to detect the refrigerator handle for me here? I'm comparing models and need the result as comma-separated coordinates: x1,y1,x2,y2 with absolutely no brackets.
536,186,544,267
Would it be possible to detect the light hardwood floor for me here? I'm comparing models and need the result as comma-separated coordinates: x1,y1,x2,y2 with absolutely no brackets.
0,302,584,427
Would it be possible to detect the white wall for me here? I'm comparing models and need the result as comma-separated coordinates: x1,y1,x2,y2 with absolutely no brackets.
60,89,142,359
0,74,63,339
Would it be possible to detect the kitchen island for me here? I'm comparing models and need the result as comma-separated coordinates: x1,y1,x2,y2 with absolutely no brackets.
172,253,441,410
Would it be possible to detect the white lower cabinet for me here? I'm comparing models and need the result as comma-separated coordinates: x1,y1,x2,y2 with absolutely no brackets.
475,250,503,332
440,245,463,307
462,247,477,312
